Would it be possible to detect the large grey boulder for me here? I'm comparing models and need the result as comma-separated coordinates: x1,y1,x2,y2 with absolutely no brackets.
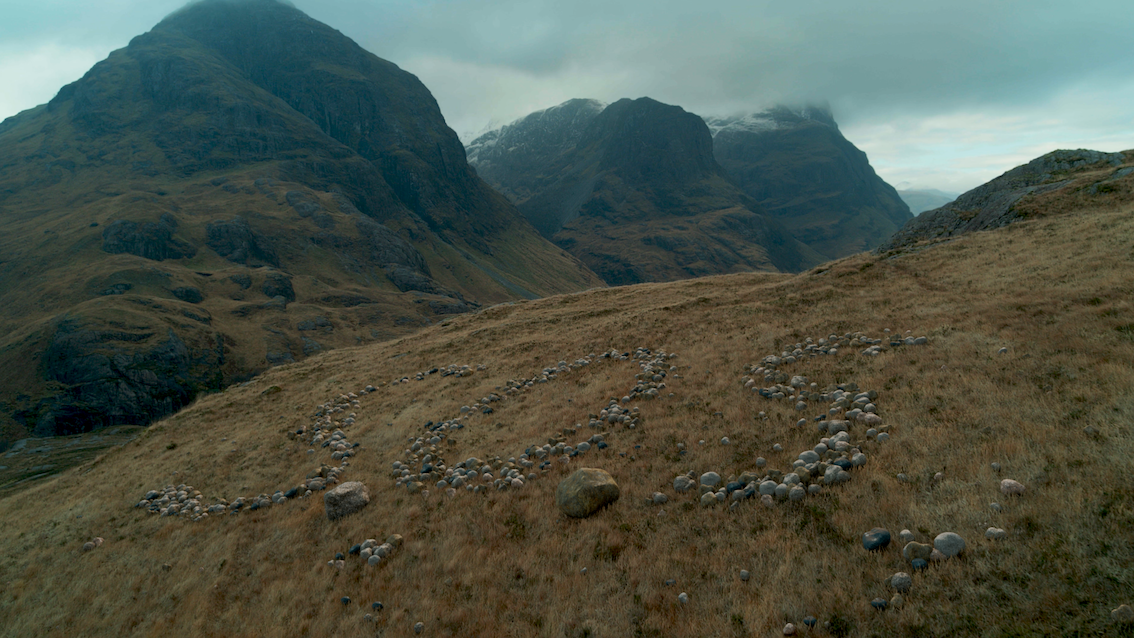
324,481,370,520
556,468,620,518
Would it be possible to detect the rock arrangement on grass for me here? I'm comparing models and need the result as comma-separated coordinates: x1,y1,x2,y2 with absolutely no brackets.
391,348,677,499
330,533,403,568
392,363,487,386
669,335,911,511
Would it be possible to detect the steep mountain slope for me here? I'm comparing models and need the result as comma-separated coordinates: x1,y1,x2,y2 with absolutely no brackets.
471,97,819,285
464,98,607,203
897,188,957,215
0,0,601,445
706,106,913,260
879,149,1132,252
2,194,1133,637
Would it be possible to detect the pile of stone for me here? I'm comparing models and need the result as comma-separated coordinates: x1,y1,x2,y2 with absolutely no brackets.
746,332,928,370
135,484,208,520
335,533,403,568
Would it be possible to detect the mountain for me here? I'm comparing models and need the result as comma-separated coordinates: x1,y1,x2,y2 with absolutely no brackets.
879,149,1132,252
464,98,608,203
896,188,958,215
4,184,1133,636
705,105,913,260
0,0,602,445
468,97,820,285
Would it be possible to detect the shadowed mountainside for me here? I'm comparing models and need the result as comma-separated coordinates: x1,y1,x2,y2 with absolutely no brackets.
0,0,602,445
469,101,910,266
880,149,1132,252
706,106,913,260
470,97,820,285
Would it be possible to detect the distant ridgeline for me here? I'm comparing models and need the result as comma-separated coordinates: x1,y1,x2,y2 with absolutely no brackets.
467,100,912,277
879,149,1133,252
0,0,601,443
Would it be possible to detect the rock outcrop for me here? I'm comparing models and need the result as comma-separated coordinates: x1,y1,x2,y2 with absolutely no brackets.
880,149,1131,252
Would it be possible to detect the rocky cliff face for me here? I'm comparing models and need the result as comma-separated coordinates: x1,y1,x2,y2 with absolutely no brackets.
465,98,607,203
706,105,912,260
469,100,911,266
879,149,1132,252
469,97,818,285
0,0,601,443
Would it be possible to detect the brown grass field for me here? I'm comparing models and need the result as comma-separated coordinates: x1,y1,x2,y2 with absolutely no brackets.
1,199,1132,637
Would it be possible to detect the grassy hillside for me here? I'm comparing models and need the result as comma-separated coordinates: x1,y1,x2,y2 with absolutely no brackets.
1,199,1132,636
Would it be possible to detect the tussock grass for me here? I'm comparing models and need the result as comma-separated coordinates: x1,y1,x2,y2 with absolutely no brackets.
1,205,1132,637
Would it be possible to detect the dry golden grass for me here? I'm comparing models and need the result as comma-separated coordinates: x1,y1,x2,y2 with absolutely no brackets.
1,204,1133,638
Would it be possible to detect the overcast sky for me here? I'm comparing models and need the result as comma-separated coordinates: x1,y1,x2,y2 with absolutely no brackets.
1,0,1131,193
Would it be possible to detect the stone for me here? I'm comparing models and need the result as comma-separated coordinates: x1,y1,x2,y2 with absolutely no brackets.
890,572,912,593
789,486,805,501
740,570,750,581
985,527,1007,540
862,528,891,552
930,549,947,562
678,592,689,604
324,481,370,520
341,596,351,605
673,476,694,493
890,594,904,610
911,558,928,571
1001,479,1026,496
700,492,717,507
899,529,915,544
803,616,817,629
783,622,796,635
990,502,1002,513
368,555,381,566
902,542,933,563
700,472,721,487
1113,605,1134,624
414,621,424,634
556,468,620,518
652,492,668,504
871,597,888,611
934,532,965,558
759,480,777,496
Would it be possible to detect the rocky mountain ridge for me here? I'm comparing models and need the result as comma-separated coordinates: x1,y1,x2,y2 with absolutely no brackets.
475,97,819,285
468,101,912,263
879,149,1132,251
705,105,912,260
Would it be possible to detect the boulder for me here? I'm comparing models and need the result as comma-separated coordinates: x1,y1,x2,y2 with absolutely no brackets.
934,532,966,558
324,481,370,520
1000,479,1026,496
902,541,933,563
862,528,891,552
556,468,620,518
